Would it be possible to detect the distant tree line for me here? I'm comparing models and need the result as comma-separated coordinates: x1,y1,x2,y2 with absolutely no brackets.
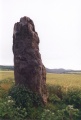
0,65,14,71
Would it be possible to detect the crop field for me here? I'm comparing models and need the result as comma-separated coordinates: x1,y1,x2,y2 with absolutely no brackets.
0,71,81,119
0,71,14,81
0,71,81,90
0,71,14,90
46,73,81,89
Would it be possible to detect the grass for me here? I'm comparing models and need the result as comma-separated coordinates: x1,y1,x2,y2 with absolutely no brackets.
0,71,81,120
0,71,14,81
46,73,81,89
0,71,14,90
0,71,81,90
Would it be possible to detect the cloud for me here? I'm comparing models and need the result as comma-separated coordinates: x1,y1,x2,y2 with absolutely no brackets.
0,0,81,69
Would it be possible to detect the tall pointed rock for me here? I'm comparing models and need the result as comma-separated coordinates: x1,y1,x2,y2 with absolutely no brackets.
13,16,47,104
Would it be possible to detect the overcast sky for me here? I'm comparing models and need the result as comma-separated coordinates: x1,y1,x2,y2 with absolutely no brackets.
0,0,81,70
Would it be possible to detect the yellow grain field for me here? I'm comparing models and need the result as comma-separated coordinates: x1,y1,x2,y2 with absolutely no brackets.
46,73,81,89
0,71,14,81
0,71,14,90
0,71,81,90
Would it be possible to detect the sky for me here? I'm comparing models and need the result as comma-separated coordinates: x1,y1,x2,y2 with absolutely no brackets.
0,0,81,70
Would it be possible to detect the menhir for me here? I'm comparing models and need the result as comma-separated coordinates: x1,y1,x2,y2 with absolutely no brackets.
13,16,47,104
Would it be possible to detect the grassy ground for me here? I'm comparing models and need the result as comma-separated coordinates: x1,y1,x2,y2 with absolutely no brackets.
0,71,81,90
0,71,14,81
46,73,81,89
0,71,14,90
0,71,81,120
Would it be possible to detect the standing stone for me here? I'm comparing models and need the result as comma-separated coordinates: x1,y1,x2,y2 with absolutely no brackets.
13,16,47,104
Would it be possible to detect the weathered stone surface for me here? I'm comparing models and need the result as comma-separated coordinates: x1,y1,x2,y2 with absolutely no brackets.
13,16,47,104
